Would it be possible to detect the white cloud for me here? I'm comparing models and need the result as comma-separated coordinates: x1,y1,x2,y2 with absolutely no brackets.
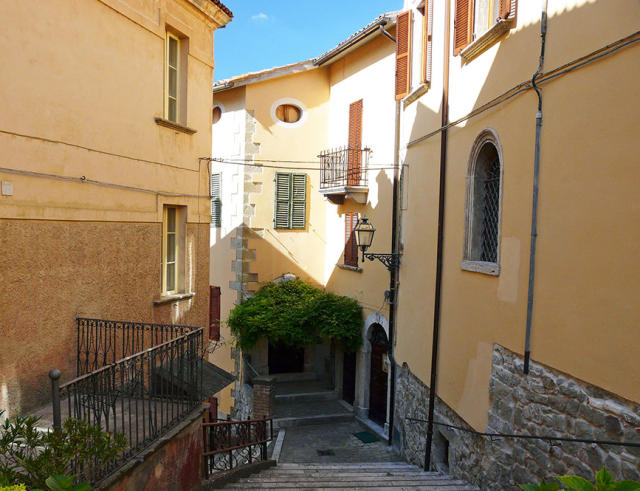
251,13,269,20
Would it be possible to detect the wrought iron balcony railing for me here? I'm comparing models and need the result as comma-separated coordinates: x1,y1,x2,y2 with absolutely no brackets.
319,145,370,189
50,318,204,486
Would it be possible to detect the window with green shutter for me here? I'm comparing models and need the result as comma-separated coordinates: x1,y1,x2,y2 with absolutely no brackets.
274,172,307,229
211,173,221,228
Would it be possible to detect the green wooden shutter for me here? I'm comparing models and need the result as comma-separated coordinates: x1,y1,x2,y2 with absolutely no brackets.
274,172,292,229
211,173,221,228
291,174,307,229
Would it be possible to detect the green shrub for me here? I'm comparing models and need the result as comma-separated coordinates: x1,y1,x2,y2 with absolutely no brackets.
227,278,363,353
520,467,640,491
0,411,126,490
0,485,27,491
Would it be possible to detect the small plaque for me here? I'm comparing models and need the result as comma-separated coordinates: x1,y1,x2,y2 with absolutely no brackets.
1,181,13,196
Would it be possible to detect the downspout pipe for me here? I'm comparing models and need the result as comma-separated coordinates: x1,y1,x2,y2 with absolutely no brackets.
524,0,548,375
387,97,401,446
425,0,451,472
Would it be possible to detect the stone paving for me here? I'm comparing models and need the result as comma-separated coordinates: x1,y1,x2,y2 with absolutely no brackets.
278,421,405,464
274,400,351,419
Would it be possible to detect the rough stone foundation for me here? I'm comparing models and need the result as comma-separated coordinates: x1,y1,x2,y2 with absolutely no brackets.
395,344,640,490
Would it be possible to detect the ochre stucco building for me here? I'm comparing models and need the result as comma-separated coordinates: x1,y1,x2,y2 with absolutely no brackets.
210,0,640,488
0,0,231,418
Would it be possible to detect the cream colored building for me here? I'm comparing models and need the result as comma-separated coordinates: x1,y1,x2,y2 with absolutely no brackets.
211,0,640,487
0,0,231,418
209,15,400,426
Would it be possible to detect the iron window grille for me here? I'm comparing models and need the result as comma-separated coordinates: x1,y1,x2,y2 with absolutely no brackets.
480,156,501,263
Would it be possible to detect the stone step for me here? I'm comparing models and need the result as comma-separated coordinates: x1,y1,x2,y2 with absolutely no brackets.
242,473,458,483
273,412,354,429
275,391,339,403
277,463,418,469
226,483,477,490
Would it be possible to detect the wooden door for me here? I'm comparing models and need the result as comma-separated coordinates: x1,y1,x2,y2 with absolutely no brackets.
342,351,356,405
268,343,305,374
369,325,389,426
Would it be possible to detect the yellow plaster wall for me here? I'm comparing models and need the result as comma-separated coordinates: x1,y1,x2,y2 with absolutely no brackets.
323,30,398,321
0,0,228,416
243,69,331,288
395,0,640,430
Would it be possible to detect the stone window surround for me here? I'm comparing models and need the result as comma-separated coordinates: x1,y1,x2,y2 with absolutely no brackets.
461,127,504,276
270,98,308,129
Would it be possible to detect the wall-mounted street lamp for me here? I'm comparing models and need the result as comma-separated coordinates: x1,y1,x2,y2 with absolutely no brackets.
354,216,402,271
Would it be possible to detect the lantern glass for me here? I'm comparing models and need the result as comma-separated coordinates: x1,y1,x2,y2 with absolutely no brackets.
355,216,376,250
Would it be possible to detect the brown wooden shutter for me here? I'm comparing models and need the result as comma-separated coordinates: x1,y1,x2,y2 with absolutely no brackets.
421,1,433,84
454,0,473,56
344,213,359,267
499,0,516,20
395,11,412,100
347,100,363,186
209,286,221,341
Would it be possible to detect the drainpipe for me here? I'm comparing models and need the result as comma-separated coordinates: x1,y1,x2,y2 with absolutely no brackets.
387,96,402,446
424,0,451,472
524,0,548,375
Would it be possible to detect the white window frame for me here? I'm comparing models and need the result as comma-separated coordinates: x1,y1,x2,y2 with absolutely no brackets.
162,205,186,295
165,32,180,123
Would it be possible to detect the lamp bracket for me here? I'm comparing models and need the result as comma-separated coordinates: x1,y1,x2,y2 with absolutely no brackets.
363,252,402,271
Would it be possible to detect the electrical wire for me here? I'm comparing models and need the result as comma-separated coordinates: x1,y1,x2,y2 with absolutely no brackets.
405,30,640,149
0,166,210,199
205,157,401,172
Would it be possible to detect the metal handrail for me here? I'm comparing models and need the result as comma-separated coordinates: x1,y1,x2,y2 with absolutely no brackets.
407,417,640,448
202,416,273,477
318,145,371,189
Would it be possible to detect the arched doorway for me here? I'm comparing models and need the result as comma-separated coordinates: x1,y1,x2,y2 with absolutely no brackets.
368,323,389,426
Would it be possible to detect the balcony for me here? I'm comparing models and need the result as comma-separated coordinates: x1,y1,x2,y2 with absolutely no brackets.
318,146,370,204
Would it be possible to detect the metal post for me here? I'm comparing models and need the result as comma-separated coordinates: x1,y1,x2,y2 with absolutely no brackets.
49,369,62,430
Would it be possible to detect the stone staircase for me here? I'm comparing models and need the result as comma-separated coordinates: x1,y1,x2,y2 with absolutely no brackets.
223,462,480,490
274,380,354,429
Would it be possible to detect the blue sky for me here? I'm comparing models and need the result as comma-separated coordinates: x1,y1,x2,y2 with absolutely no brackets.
214,1,404,81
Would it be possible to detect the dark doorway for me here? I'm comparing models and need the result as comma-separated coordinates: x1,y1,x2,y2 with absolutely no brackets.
369,324,389,426
268,343,304,374
342,351,356,405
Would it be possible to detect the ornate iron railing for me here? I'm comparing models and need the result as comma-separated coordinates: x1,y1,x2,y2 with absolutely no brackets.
58,326,204,484
76,317,195,376
319,146,370,189
202,416,272,477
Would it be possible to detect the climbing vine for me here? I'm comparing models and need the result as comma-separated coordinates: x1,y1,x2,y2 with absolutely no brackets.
227,279,363,353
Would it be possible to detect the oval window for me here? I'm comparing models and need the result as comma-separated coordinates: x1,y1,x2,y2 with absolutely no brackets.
212,106,222,124
275,104,302,123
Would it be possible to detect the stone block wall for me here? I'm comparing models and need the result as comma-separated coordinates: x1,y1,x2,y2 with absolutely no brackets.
395,345,640,490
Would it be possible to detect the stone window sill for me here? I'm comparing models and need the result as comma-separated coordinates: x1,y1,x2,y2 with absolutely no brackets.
403,82,430,109
337,264,363,273
461,260,500,276
154,292,196,306
154,117,197,135
461,18,514,61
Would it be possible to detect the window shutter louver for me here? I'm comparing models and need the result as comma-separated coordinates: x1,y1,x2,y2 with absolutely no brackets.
395,11,412,100
274,172,291,229
348,100,363,186
211,173,221,228
291,174,307,229
344,213,359,267
209,286,221,341
499,0,516,20
454,0,473,56
422,1,433,84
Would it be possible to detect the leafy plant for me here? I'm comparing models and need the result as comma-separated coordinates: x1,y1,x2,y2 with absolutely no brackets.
227,278,363,353
34,475,91,491
520,468,640,491
0,485,27,491
0,411,127,490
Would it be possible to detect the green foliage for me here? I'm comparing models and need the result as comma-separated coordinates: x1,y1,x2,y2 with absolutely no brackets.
34,475,91,491
227,279,363,353
520,468,640,491
0,485,27,491
0,411,127,490
519,477,560,491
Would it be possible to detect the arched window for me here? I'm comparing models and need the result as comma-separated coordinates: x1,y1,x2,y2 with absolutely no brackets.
462,128,503,275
